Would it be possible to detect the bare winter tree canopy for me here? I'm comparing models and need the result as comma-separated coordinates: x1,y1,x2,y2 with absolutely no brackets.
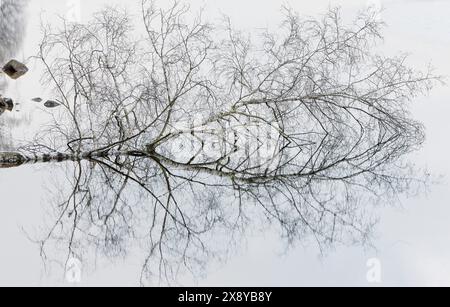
0,1,441,284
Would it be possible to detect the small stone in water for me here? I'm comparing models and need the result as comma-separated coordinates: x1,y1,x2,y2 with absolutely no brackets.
0,97,14,111
2,60,29,80
44,100,61,108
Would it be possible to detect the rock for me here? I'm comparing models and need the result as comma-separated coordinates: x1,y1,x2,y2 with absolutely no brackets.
44,100,61,108
3,98,13,111
0,96,13,111
2,59,28,80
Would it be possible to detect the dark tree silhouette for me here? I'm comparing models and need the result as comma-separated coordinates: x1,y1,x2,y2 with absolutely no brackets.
0,1,441,284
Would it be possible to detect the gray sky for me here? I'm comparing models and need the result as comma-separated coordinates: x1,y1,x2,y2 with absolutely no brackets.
1,0,450,286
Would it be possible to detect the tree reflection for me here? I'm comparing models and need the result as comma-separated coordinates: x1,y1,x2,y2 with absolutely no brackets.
1,1,441,285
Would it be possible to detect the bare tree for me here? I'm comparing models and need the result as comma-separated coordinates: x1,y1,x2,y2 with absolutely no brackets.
1,1,441,284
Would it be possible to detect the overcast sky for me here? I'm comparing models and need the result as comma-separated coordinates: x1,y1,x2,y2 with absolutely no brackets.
1,0,450,286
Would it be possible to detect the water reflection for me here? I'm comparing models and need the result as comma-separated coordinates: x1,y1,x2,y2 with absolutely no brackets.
0,0,29,148
0,0,440,285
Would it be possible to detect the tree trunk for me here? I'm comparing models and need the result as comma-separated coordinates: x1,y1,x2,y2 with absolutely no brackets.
0,150,148,169
0,152,26,168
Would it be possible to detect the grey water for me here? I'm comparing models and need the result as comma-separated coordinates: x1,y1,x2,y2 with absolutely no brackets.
1,0,450,287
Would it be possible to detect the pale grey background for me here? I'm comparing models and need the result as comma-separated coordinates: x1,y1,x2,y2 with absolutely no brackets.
1,0,450,286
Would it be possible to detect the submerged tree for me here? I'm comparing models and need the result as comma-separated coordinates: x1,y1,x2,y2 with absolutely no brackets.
0,1,441,284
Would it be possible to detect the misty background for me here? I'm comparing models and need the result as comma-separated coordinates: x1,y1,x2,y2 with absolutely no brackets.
0,0,449,286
